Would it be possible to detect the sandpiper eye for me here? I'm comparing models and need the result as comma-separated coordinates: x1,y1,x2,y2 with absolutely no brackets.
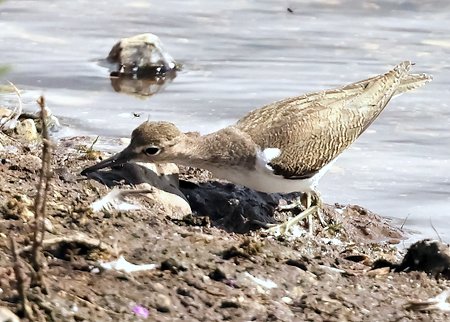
144,147,160,155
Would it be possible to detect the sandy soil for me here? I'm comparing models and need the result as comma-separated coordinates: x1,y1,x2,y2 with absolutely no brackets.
0,136,449,322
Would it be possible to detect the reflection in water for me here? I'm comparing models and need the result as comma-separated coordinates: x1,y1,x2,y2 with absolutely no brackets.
109,71,176,97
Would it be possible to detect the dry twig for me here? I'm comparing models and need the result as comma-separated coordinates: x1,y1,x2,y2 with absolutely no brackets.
30,96,53,291
10,236,34,320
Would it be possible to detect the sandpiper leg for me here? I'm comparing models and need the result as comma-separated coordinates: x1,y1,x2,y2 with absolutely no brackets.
309,192,327,228
266,205,320,236
266,191,326,236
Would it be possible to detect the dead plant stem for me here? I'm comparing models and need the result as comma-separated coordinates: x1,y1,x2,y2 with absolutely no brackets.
31,96,52,291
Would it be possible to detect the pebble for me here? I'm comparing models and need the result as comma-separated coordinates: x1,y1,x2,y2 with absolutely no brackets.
281,296,293,305
161,258,178,272
209,267,227,281
176,287,191,297
153,282,165,292
14,119,39,142
220,299,240,308
44,218,54,233
160,258,186,273
291,286,304,298
155,293,172,313
0,307,20,322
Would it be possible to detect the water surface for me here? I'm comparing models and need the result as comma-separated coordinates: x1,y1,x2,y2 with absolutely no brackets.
1,0,449,242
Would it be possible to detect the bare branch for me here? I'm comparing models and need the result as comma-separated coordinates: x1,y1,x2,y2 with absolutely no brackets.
30,96,53,291
10,236,34,320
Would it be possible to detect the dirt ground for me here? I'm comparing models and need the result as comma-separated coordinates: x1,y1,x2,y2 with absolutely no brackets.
0,135,449,322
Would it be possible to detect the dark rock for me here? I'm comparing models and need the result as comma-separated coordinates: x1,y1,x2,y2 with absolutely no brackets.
396,239,450,277
220,300,240,309
286,259,308,271
176,287,192,297
180,181,283,233
209,268,227,281
161,258,186,273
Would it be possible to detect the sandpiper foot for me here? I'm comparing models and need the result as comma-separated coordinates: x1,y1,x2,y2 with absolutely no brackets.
274,192,326,235
266,205,320,236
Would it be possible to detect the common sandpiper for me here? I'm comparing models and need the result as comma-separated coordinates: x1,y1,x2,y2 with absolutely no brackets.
82,61,432,234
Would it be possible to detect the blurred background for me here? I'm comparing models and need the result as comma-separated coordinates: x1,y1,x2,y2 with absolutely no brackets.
0,0,449,242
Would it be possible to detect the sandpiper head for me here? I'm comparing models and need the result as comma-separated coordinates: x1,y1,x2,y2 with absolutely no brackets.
81,121,185,174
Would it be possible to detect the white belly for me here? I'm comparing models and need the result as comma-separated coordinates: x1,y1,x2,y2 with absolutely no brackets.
208,162,332,194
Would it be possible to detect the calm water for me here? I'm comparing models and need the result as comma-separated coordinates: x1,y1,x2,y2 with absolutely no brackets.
1,0,449,242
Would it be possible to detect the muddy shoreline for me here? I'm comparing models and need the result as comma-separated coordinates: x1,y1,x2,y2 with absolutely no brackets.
0,135,448,321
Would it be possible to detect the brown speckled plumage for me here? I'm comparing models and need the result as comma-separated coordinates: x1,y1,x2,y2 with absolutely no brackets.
233,61,431,178
131,121,182,147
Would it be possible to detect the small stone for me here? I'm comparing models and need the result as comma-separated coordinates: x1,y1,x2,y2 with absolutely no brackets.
209,267,227,281
155,294,172,313
14,119,39,142
220,299,240,308
286,259,308,270
0,307,20,322
44,218,54,233
291,286,304,298
160,258,186,273
176,287,191,297
17,195,33,206
91,267,100,274
281,296,293,305
21,207,34,221
145,186,191,219
153,283,165,292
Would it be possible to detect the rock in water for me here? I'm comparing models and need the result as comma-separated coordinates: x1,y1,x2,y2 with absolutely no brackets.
107,33,176,77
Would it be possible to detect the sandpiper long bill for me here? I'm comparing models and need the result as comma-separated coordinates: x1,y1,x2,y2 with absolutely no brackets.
82,61,432,234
